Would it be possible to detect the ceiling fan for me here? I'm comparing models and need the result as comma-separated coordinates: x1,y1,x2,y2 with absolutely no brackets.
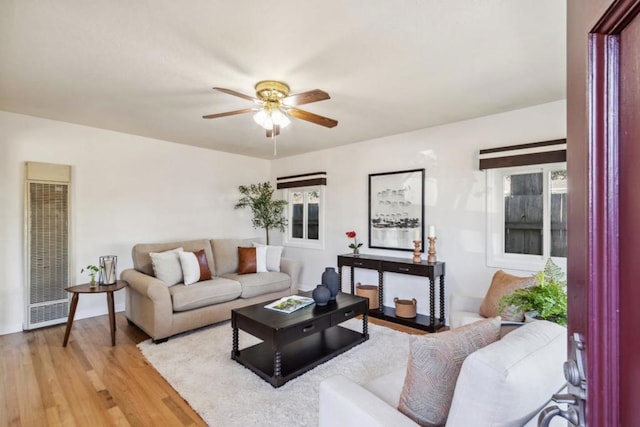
202,80,338,139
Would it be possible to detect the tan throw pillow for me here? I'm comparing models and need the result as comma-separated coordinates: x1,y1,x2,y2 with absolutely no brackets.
237,247,257,275
398,317,501,426
479,270,536,321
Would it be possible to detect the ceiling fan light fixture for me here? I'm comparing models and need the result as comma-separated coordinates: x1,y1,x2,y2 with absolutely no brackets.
253,107,290,130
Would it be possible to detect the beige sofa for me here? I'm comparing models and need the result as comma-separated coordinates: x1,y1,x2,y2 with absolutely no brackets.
121,237,301,343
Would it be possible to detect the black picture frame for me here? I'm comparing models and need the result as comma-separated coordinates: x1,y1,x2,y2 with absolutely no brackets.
368,168,425,251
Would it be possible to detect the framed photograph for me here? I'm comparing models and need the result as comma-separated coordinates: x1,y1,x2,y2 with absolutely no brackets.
368,168,425,251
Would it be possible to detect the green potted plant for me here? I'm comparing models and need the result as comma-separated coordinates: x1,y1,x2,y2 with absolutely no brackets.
234,182,287,245
498,259,568,326
81,264,100,286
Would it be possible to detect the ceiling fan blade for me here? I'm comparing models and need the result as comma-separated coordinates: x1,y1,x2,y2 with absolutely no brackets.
202,108,256,119
266,125,281,138
213,87,260,103
283,89,330,106
288,108,338,128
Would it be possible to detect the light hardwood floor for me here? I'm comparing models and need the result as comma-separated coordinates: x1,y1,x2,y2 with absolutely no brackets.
1,313,426,426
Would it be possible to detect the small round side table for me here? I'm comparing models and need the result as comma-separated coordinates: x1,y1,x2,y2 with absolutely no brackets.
62,280,128,347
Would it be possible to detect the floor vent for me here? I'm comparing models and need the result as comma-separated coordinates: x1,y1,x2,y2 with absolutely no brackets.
24,162,72,330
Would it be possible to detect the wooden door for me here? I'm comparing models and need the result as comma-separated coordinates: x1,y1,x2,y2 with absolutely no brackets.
567,1,640,425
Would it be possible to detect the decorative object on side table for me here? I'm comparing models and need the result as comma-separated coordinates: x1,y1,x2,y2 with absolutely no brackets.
498,258,568,326
312,284,331,306
412,240,422,263
99,255,117,285
394,297,417,318
427,225,437,263
345,230,363,256
321,267,340,300
81,264,99,288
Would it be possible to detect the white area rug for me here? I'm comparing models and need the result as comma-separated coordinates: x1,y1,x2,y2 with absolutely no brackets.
138,318,411,426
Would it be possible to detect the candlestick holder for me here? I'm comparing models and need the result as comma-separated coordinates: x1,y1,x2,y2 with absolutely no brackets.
427,237,437,263
412,240,422,263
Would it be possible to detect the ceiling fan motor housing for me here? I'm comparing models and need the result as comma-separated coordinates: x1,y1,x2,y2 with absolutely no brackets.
255,80,290,105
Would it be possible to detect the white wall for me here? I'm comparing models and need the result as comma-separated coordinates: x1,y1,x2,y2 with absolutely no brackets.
0,111,269,335
0,100,566,334
271,100,567,320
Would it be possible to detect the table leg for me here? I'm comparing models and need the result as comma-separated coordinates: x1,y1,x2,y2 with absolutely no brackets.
362,313,369,339
378,270,384,311
232,326,239,358
274,350,282,381
429,277,435,329
439,275,446,323
350,266,355,294
107,290,116,346
63,293,79,347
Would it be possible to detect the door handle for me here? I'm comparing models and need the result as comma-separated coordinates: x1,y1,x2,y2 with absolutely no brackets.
538,393,579,426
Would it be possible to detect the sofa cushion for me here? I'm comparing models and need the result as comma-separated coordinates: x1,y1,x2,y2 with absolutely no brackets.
132,239,216,276
221,272,291,298
398,317,501,426
149,247,184,286
253,242,283,272
211,238,262,275
446,320,567,426
238,247,257,274
256,246,268,273
169,278,242,312
179,249,212,285
479,270,536,321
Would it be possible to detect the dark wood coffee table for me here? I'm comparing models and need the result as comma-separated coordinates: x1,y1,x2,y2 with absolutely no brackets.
231,291,369,387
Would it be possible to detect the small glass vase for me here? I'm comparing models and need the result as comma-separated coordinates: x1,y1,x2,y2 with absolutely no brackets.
352,248,360,256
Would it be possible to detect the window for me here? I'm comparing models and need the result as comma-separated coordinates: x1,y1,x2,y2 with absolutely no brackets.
486,163,567,271
283,186,324,249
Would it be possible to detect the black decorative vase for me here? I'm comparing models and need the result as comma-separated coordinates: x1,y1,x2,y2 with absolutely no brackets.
312,284,331,306
322,267,340,300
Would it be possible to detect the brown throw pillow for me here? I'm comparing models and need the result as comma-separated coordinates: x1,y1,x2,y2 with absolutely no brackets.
479,270,536,321
237,247,257,275
398,317,502,426
193,249,212,281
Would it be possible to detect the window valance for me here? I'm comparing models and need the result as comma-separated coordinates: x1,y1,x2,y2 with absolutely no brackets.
276,172,327,189
479,139,566,170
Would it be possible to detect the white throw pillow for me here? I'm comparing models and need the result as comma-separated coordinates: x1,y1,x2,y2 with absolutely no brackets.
253,242,283,272
255,245,268,273
149,247,184,286
178,251,200,285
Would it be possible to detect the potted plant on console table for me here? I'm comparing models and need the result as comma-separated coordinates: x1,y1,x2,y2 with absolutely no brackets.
498,259,568,326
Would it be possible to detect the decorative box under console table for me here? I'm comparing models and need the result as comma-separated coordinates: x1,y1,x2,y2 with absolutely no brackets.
337,254,446,332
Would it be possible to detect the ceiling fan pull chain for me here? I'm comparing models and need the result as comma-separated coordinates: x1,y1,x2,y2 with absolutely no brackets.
272,125,277,156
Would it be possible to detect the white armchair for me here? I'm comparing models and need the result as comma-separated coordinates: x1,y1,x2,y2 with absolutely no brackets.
319,320,567,427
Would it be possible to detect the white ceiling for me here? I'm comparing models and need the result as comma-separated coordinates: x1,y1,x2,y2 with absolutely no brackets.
0,1,566,159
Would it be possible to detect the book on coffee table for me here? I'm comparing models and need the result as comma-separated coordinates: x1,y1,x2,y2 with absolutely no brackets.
265,295,315,313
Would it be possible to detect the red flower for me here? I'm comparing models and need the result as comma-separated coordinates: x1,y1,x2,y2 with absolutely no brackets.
345,230,363,251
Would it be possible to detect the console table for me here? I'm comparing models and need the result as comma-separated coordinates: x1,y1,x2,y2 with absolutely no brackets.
337,254,445,332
